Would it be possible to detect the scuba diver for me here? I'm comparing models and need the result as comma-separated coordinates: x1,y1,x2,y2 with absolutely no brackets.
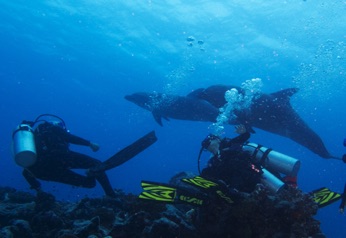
137,133,343,238
199,125,262,193
189,125,302,237
13,114,157,198
138,129,342,237
198,124,301,194
13,114,116,197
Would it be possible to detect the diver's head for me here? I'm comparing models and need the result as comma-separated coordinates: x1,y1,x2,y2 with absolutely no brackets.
201,134,221,155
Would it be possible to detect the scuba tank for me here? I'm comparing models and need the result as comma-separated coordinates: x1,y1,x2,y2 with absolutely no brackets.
242,142,300,177
260,168,285,194
12,114,67,168
12,123,37,167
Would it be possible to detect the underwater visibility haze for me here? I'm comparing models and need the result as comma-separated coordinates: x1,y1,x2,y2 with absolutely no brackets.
1,0,346,237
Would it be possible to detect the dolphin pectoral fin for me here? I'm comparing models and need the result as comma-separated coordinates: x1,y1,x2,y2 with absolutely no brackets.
153,112,163,126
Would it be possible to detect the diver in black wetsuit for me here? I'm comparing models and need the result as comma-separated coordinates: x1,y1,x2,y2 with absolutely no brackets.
200,125,262,193
22,121,116,198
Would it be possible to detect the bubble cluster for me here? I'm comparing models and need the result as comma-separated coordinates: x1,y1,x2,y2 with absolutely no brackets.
211,78,263,135
146,92,170,111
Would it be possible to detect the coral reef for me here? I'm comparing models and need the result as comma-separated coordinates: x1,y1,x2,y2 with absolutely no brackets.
0,172,325,238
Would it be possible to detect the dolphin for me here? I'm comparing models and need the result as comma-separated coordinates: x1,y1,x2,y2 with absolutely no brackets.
188,85,334,159
125,86,335,159
124,92,219,126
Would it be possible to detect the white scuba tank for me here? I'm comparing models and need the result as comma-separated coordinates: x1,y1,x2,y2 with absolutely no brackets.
12,124,37,167
242,142,300,177
260,168,285,194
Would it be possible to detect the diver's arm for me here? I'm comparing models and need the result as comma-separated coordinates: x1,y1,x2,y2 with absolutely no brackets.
220,132,250,149
65,132,91,146
226,124,251,145
53,126,90,146
52,125,99,151
229,132,250,144
65,131,100,151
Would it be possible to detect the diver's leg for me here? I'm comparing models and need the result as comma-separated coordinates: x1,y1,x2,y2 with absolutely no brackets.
62,151,116,197
44,168,96,188
24,154,96,188
62,151,101,169
94,172,116,197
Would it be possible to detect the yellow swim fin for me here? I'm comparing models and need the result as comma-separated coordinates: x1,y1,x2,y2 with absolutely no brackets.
139,181,208,206
311,187,342,208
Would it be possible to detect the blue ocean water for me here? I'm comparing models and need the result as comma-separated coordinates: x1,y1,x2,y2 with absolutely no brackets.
1,0,345,236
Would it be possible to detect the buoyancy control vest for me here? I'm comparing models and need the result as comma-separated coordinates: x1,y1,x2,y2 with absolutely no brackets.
34,122,70,154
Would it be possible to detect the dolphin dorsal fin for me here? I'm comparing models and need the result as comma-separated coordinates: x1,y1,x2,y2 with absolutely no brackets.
271,88,299,101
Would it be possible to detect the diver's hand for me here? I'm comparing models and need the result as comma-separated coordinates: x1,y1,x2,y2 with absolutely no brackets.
89,142,100,152
235,124,247,134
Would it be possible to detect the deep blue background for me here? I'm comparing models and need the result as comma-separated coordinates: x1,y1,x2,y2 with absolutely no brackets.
1,1,345,236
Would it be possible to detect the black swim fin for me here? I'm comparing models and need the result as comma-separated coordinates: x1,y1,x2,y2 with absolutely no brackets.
311,187,342,208
90,131,157,173
139,181,208,206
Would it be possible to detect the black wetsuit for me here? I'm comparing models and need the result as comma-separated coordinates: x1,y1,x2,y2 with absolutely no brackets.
201,132,262,193
22,122,115,197
196,132,263,237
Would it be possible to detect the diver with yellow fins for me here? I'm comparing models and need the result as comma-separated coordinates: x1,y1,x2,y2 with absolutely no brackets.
140,125,303,207
197,124,300,195
139,126,345,213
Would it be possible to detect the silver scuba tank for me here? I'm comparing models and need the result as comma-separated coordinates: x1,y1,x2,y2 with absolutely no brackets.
12,124,37,167
260,168,285,193
243,142,300,177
